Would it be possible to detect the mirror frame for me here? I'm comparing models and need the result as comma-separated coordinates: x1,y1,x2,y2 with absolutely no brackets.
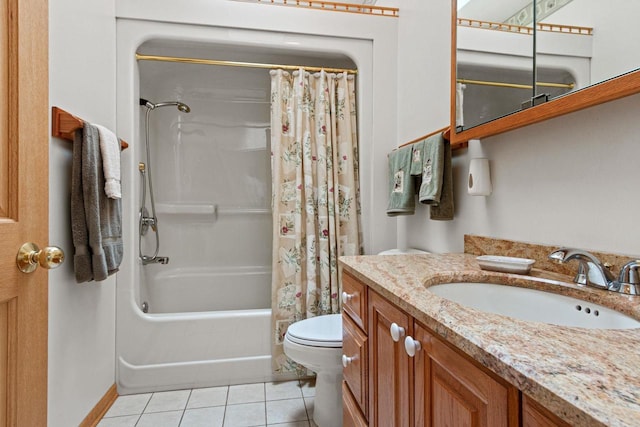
450,0,640,145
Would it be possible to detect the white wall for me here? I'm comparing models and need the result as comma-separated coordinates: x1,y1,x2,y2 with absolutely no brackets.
396,0,452,251
397,0,451,142
48,0,117,425
398,1,640,258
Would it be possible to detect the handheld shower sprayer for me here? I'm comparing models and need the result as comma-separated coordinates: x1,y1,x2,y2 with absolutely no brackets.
138,98,192,266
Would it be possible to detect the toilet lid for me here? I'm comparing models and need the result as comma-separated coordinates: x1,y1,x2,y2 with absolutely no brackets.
285,314,342,348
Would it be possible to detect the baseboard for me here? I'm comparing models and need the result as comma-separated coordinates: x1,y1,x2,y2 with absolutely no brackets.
78,383,118,427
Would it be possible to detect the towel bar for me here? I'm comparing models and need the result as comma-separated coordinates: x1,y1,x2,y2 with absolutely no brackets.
395,126,467,152
51,106,129,150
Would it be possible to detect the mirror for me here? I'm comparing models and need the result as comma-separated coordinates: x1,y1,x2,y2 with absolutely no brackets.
455,0,536,130
451,0,640,142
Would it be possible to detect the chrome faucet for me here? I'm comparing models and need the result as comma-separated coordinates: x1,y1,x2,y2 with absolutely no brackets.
548,248,615,288
548,248,640,295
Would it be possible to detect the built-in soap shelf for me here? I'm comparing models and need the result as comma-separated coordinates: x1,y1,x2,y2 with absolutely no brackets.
155,203,270,216
219,208,271,215
155,203,216,215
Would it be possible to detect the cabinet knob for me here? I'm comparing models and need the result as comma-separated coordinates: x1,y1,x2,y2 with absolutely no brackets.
390,322,406,342
404,336,421,357
342,354,357,367
342,291,356,304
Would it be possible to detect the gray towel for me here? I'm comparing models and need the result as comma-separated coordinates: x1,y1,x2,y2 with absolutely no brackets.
418,133,445,204
386,145,415,216
429,139,454,221
71,129,93,283
71,123,123,283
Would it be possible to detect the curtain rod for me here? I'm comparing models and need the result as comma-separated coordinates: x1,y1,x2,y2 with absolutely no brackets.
457,78,574,90
136,53,358,75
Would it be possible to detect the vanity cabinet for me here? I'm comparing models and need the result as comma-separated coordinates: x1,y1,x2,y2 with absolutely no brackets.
343,271,565,427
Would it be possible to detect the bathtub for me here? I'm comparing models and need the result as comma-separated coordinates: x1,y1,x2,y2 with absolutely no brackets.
117,266,279,395
143,266,271,313
116,19,377,395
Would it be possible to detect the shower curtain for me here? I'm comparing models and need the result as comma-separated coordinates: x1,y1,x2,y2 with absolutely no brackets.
270,68,362,374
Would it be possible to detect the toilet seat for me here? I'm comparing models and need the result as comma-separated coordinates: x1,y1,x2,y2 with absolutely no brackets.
285,314,342,348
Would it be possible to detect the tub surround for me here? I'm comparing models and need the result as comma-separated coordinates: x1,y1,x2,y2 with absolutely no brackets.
339,252,640,426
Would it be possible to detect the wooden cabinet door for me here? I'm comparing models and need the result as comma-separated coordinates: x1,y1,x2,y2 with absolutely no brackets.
0,0,49,425
343,314,368,417
522,394,571,427
413,323,518,427
343,382,369,427
368,291,412,427
342,271,367,330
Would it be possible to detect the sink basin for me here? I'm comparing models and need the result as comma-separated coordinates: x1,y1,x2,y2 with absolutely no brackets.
428,282,640,329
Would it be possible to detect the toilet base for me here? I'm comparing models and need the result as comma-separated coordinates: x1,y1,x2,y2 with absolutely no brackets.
282,315,343,426
312,370,343,427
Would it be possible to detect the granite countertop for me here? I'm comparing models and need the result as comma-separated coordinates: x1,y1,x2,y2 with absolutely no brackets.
339,253,640,427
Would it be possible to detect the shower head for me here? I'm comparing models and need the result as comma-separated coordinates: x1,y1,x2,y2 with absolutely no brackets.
176,103,191,113
140,98,191,113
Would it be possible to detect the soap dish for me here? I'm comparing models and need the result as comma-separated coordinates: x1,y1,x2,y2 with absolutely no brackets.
476,255,535,274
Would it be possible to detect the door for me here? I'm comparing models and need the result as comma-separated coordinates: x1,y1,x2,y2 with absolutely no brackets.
368,291,412,427
0,0,49,425
413,323,518,427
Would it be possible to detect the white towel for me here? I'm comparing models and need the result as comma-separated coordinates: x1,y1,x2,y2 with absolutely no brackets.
456,83,466,129
95,124,121,199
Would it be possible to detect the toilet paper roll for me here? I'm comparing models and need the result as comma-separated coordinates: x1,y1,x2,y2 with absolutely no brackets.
468,158,492,196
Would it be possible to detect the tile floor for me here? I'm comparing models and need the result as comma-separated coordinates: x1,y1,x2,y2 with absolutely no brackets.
98,380,318,427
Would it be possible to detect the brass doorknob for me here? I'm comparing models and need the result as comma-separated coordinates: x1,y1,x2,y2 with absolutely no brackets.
16,243,65,273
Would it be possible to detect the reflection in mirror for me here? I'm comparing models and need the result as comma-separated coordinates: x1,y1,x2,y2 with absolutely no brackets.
456,0,640,132
451,0,640,145
455,0,640,132
536,1,640,97
456,2,535,130
456,0,575,130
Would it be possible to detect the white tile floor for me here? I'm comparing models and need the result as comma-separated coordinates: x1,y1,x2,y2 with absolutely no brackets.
98,379,318,427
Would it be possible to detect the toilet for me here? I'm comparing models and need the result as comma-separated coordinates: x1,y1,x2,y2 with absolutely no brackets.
283,313,343,427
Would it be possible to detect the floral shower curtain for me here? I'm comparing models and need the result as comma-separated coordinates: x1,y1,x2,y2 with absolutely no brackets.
270,68,362,374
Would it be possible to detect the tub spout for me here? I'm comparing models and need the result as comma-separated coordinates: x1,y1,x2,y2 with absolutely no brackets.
141,256,169,265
